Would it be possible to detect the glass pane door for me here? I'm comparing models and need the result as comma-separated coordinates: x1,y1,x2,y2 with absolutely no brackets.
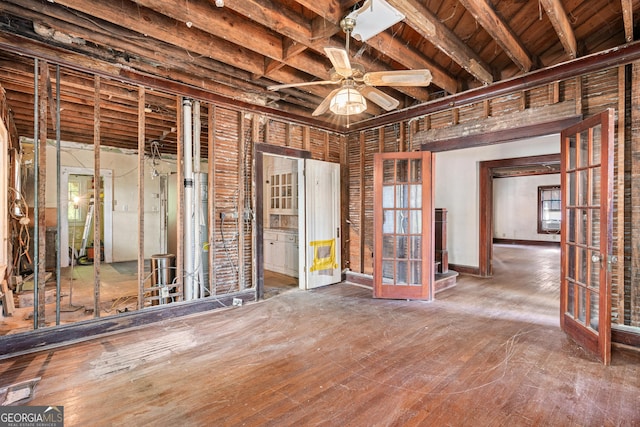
560,109,613,365
374,152,433,300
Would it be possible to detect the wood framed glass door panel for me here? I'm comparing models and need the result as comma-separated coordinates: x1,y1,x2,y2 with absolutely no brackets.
560,109,613,365
373,151,433,300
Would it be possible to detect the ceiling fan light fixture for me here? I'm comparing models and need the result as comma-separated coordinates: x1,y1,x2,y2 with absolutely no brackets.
330,87,367,115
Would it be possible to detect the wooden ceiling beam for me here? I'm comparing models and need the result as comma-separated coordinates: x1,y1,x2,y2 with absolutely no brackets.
621,0,634,43
366,30,459,95
129,0,341,84
0,5,321,111
458,0,534,72
539,0,578,59
45,0,267,75
386,0,493,85
4,0,258,83
310,15,341,41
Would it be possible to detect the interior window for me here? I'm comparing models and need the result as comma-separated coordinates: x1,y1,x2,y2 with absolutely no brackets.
538,185,561,234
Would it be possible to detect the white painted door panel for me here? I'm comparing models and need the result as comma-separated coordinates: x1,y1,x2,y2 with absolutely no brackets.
301,159,341,289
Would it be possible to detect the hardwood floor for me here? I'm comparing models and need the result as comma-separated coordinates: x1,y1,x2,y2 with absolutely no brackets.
0,244,639,426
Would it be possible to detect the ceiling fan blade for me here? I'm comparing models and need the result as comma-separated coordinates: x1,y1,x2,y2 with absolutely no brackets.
363,69,432,87
324,47,352,78
359,86,400,111
312,88,342,116
267,80,338,91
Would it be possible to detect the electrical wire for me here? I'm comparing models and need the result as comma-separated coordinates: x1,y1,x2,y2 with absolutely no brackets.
8,187,32,273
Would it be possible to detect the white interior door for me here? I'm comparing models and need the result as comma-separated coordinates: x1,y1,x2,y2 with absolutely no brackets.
299,159,341,289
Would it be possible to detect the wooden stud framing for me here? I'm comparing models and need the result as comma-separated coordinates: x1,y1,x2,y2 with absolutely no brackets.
408,119,417,152
302,126,311,153
208,104,216,295
265,119,271,143
93,75,101,317
323,131,329,161
483,99,491,118
340,133,349,273
550,81,560,104
285,122,291,147
359,131,366,273
251,114,260,294
238,111,246,289
137,86,145,309
575,76,583,115
614,65,626,326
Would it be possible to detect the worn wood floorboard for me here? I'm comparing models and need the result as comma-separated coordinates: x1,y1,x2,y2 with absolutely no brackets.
0,244,639,426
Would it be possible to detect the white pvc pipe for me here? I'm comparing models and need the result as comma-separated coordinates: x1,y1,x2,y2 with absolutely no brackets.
183,98,195,300
192,101,201,298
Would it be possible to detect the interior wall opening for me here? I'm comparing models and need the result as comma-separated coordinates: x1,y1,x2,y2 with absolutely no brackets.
262,153,300,298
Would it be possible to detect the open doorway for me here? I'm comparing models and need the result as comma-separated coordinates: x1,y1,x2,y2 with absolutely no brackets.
67,174,104,265
478,153,561,276
60,167,113,267
256,145,342,299
480,154,562,321
262,154,300,298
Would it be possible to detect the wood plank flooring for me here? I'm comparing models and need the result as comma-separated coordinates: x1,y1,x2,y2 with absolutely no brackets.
1,244,639,426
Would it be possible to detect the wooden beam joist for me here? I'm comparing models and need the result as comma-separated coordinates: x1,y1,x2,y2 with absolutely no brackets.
621,0,634,43
458,0,534,72
43,0,267,74
539,0,578,59
386,0,493,85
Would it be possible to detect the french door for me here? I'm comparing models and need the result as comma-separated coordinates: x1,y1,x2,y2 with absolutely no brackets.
560,109,614,365
373,151,433,300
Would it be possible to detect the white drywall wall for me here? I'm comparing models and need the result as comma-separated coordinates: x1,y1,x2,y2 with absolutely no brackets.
434,134,559,268
493,174,560,242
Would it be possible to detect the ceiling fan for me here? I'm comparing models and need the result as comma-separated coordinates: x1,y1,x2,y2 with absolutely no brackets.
267,17,432,117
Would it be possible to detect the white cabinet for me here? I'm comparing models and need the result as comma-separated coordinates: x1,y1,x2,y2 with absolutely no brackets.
268,171,298,215
264,230,298,278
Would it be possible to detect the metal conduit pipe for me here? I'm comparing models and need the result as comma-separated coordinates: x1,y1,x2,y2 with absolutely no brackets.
192,100,201,299
183,98,195,301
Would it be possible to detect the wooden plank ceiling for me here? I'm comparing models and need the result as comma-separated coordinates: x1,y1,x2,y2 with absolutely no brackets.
0,0,638,150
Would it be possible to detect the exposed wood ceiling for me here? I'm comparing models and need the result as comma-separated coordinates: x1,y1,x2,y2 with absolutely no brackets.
1,0,639,149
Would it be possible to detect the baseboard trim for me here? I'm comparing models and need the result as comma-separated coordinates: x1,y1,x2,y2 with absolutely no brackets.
612,327,640,348
448,264,481,276
493,238,560,247
345,270,458,294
